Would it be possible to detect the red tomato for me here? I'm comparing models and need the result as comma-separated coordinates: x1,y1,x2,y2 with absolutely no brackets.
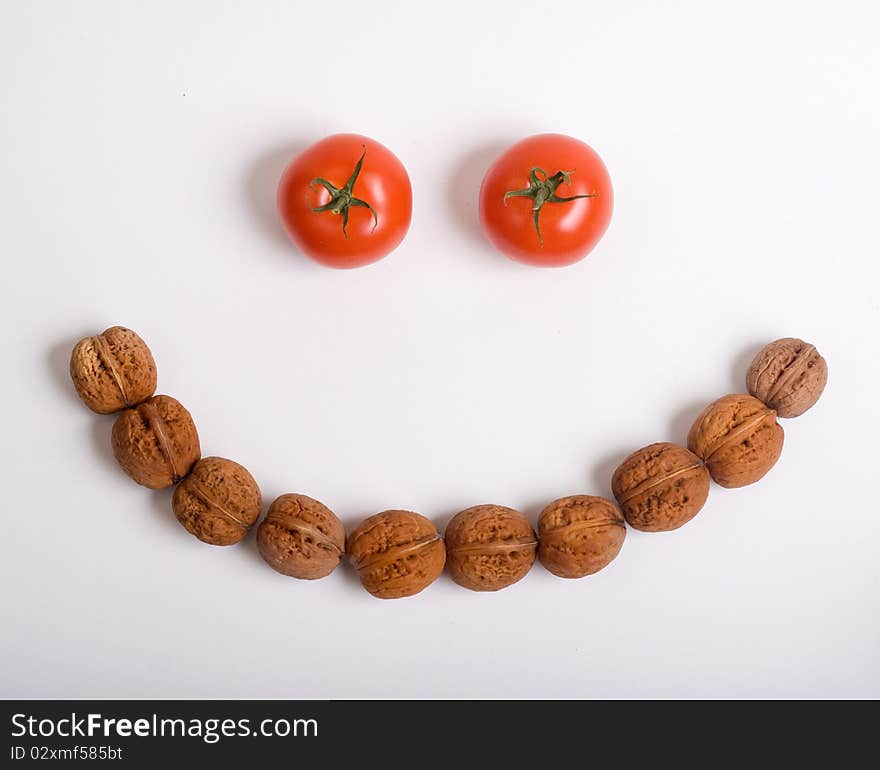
277,134,412,269
479,134,613,267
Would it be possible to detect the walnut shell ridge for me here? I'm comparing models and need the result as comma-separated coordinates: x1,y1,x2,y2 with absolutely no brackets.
172,457,262,546
687,394,783,488
69,326,156,414
538,495,626,579
611,443,710,532
746,337,827,418
347,510,446,599
257,494,345,580
111,395,200,489
445,505,537,592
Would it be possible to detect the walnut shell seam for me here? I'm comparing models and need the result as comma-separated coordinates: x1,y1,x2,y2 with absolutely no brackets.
614,462,704,504
763,343,817,405
701,408,776,461
352,534,442,574
186,479,254,531
264,515,343,555
447,538,537,556
139,400,184,482
540,517,625,542
92,333,129,404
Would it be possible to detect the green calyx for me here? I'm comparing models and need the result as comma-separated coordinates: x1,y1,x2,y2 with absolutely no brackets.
504,168,598,246
310,146,378,238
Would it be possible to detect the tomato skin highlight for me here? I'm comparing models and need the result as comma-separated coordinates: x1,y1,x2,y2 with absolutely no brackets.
277,133,412,269
478,134,613,267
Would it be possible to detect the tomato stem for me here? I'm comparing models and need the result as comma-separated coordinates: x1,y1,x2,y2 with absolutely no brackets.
310,146,378,238
504,168,597,246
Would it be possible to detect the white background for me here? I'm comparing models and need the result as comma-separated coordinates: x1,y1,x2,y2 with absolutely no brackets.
1,0,878,699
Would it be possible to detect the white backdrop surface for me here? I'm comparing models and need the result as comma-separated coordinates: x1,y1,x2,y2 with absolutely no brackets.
1,0,878,698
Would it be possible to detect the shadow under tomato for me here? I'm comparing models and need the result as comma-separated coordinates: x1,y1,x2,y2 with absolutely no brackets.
241,140,309,256
445,140,510,249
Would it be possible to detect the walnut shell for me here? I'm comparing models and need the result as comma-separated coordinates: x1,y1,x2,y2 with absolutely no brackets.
611,443,710,532
445,505,537,592
172,457,262,546
347,510,446,599
69,326,157,414
257,494,345,579
111,395,200,489
538,496,626,579
687,394,783,488
746,338,827,418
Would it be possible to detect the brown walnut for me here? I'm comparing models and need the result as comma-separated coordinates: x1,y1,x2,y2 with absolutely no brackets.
611,443,710,532
538,495,626,579
347,510,446,599
257,494,345,579
172,457,262,546
687,394,783,488
746,338,827,418
69,326,157,414
445,504,537,592
111,395,200,489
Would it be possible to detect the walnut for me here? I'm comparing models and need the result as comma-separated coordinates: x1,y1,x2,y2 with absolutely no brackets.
445,504,536,591
687,394,783,488
347,510,446,599
537,495,626,578
69,326,156,414
111,395,200,489
172,457,261,545
257,494,345,579
746,338,827,418
611,443,710,532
